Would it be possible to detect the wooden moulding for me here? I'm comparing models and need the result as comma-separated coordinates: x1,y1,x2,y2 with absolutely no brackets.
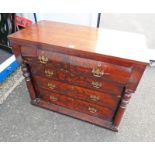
21,63,37,101
112,88,133,131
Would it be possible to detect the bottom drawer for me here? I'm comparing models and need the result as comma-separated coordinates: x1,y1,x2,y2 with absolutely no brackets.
37,89,116,121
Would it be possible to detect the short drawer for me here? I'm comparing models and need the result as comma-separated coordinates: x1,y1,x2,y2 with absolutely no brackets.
29,63,124,96
69,57,132,85
33,76,120,110
37,89,115,121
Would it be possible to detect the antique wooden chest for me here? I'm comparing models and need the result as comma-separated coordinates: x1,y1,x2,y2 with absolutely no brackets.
8,21,147,131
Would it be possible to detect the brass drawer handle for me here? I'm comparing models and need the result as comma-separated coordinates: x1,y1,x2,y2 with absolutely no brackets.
91,81,102,89
50,95,58,101
38,55,48,64
88,107,97,113
92,64,104,77
45,69,54,77
89,95,100,102
92,63,110,77
48,83,56,90
92,67,104,77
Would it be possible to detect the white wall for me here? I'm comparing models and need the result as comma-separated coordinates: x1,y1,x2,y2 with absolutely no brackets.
36,13,98,27
18,13,98,27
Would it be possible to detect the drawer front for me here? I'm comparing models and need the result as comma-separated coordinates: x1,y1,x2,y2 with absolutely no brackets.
33,76,120,110
37,89,115,121
22,47,133,84
29,63,124,96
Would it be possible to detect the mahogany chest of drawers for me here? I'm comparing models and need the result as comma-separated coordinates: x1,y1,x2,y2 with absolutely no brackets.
8,21,147,131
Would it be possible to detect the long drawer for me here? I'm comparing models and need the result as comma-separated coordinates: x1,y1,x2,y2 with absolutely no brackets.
36,88,115,121
29,62,124,96
21,46,133,84
33,76,120,110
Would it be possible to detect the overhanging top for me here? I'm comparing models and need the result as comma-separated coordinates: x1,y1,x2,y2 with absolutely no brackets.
8,20,155,63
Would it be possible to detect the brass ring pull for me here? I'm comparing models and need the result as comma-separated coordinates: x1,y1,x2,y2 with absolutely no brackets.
38,55,48,64
45,69,54,77
48,83,56,90
89,95,100,102
92,67,104,77
91,81,102,89
92,64,110,77
50,95,58,101
88,107,97,113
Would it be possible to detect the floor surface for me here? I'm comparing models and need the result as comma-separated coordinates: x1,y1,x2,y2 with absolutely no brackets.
0,49,12,64
0,66,155,142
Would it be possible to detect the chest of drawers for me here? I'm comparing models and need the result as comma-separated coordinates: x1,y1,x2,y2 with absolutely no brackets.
8,21,147,131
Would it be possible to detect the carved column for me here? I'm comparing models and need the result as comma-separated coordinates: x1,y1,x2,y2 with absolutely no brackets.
21,63,40,105
113,88,133,131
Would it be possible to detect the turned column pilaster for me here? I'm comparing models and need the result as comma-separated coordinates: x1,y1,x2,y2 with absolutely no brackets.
113,88,133,131
21,63,39,104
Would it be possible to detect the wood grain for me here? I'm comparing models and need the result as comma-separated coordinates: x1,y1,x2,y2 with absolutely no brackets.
33,76,120,110
37,89,115,121
9,20,147,131
28,62,124,96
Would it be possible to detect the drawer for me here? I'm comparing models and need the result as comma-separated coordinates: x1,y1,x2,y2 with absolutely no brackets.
23,48,133,84
33,76,120,110
29,63,124,96
37,89,115,121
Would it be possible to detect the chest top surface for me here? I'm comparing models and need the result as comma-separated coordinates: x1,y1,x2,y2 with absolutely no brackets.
8,20,154,63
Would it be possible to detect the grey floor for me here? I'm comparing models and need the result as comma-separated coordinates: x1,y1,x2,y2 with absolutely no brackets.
0,49,12,64
0,66,155,142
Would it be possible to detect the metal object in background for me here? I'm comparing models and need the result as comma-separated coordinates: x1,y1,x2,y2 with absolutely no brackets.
0,13,16,48
34,13,37,23
0,13,36,83
149,60,155,67
0,13,19,83
97,13,101,28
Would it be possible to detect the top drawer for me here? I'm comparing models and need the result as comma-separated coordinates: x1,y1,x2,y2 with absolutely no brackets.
21,46,133,84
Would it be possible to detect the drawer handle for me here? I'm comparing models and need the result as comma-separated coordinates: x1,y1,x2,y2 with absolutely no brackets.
45,69,54,77
38,55,48,64
92,66,110,77
91,81,102,89
48,83,56,90
88,107,97,113
92,66,104,77
50,95,58,101
92,63,110,77
89,95,100,102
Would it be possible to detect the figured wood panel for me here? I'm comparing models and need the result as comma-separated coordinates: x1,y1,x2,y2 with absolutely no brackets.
28,62,124,96
32,76,120,110
21,48,133,84
36,89,115,121
37,49,132,84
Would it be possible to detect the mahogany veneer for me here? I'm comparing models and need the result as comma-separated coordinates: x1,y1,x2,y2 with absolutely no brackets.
8,20,147,131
